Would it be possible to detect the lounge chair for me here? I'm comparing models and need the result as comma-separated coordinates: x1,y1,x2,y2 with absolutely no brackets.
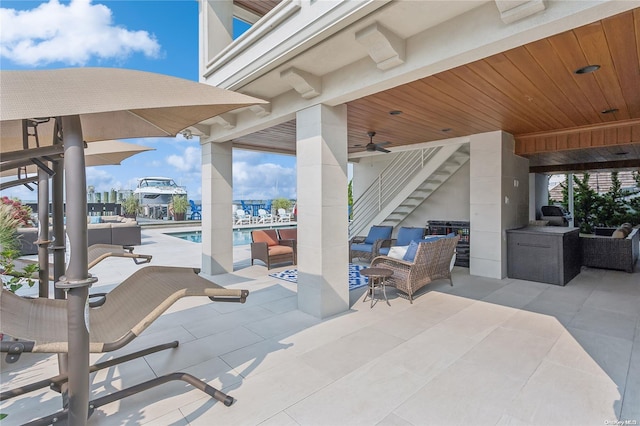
277,208,292,223
189,199,202,220
370,235,459,303
0,266,249,422
234,209,251,225
12,244,152,279
376,226,425,257
250,229,295,269
349,225,393,262
257,208,274,224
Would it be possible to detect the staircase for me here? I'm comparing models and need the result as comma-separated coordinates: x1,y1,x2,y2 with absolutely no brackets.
349,143,470,237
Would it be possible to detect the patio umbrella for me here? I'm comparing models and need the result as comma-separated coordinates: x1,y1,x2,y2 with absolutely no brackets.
0,67,266,425
0,139,155,297
0,139,154,179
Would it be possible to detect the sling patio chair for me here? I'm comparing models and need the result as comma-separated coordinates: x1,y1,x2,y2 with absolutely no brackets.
0,265,249,423
12,243,152,279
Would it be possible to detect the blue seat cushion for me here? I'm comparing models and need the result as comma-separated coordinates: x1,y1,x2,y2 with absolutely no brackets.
351,243,374,253
378,246,390,255
364,226,393,244
396,227,424,246
402,240,420,262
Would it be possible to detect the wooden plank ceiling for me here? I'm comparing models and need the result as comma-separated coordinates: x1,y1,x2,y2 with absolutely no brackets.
233,8,640,173
234,0,282,18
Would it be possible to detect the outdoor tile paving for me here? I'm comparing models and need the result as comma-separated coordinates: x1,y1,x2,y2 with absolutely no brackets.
1,225,639,425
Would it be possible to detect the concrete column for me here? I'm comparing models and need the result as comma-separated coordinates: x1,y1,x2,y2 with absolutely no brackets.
296,104,349,319
470,131,529,279
199,0,233,77
201,140,234,275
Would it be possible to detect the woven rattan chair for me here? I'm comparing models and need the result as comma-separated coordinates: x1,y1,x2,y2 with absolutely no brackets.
0,266,249,420
370,235,459,303
349,225,393,262
251,229,295,269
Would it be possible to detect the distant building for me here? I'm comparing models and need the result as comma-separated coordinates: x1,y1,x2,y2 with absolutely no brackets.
549,171,639,201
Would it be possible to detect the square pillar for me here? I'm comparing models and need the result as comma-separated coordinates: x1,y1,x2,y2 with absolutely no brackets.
470,131,529,279
296,104,349,319
201,140,233,275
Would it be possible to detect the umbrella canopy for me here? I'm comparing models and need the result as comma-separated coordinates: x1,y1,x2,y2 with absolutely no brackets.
0,67,267,152
0,140,154,178
0,67,266,424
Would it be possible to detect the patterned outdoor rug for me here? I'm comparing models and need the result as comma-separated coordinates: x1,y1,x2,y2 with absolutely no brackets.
269,263,369,291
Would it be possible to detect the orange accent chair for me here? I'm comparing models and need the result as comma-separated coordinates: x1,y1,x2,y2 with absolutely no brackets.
250,229,296,269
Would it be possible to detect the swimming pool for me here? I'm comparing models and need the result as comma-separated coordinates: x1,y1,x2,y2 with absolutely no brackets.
166,227,294,246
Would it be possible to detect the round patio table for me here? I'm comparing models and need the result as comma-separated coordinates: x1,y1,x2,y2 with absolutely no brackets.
360,267,393,308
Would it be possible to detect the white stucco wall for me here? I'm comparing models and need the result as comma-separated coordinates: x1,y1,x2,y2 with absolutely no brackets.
399,162,470,229
351,152,470,236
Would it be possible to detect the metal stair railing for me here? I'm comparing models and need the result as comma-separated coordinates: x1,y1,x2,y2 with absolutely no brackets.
349,147,440,237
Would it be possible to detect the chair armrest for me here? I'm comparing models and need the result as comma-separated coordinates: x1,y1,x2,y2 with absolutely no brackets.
373,238,395,256
279,239,296,249
250,242,269,260
349,236,366,246
371,255,413,268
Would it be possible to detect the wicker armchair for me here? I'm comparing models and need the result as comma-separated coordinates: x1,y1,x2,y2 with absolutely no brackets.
251,229,296,269
581,227,639,273
349,225,393,262
371,235,459,303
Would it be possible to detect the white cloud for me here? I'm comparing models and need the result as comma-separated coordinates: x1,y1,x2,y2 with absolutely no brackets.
0,0,160,66
167,146,200,173
233,161,296,200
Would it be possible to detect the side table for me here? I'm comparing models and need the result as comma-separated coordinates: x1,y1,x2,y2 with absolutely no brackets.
360,267,393,308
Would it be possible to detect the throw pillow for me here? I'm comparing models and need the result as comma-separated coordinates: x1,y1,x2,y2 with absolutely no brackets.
612,227,628,239
388,245,409,259
402,240,420,262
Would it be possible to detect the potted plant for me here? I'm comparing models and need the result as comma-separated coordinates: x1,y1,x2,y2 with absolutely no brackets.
122,195,139,219
171,195,189,221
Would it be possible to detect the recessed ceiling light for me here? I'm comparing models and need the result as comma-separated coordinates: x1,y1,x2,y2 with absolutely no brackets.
389,110,403,116
441,128,452,133
574,64,600,74
601,108,618,114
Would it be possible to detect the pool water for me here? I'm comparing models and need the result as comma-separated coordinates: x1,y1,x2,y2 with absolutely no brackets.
166,228,293,246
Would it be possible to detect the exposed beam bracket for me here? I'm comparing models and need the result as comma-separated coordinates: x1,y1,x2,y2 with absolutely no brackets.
355,23,405,71
494,0,546,24
249,103,272,118
280,67,321,99
210,114,236,130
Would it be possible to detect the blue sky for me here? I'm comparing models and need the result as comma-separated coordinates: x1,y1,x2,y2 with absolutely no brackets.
0,0,297,203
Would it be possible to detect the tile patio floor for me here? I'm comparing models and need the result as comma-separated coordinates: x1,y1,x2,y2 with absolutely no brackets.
2,225,639,425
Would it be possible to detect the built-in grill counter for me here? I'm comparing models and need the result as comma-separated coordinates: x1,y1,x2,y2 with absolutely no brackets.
506,226,581,286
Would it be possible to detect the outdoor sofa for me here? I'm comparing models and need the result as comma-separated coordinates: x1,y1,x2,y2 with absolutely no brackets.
16,215,142,255
370,235,459,303
581,225,639,273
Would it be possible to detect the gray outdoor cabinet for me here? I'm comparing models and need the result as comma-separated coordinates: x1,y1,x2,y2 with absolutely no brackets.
506,226,581,286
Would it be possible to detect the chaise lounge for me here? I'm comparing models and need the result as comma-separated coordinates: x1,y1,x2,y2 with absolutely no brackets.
0,266,250,423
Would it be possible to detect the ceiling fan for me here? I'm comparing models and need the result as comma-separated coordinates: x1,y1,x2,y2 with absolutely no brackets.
365,131,391,153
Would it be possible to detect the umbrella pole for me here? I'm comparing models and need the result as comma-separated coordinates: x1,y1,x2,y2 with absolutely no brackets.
52,122,70,408
55,115,96,426
37,168,50,298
